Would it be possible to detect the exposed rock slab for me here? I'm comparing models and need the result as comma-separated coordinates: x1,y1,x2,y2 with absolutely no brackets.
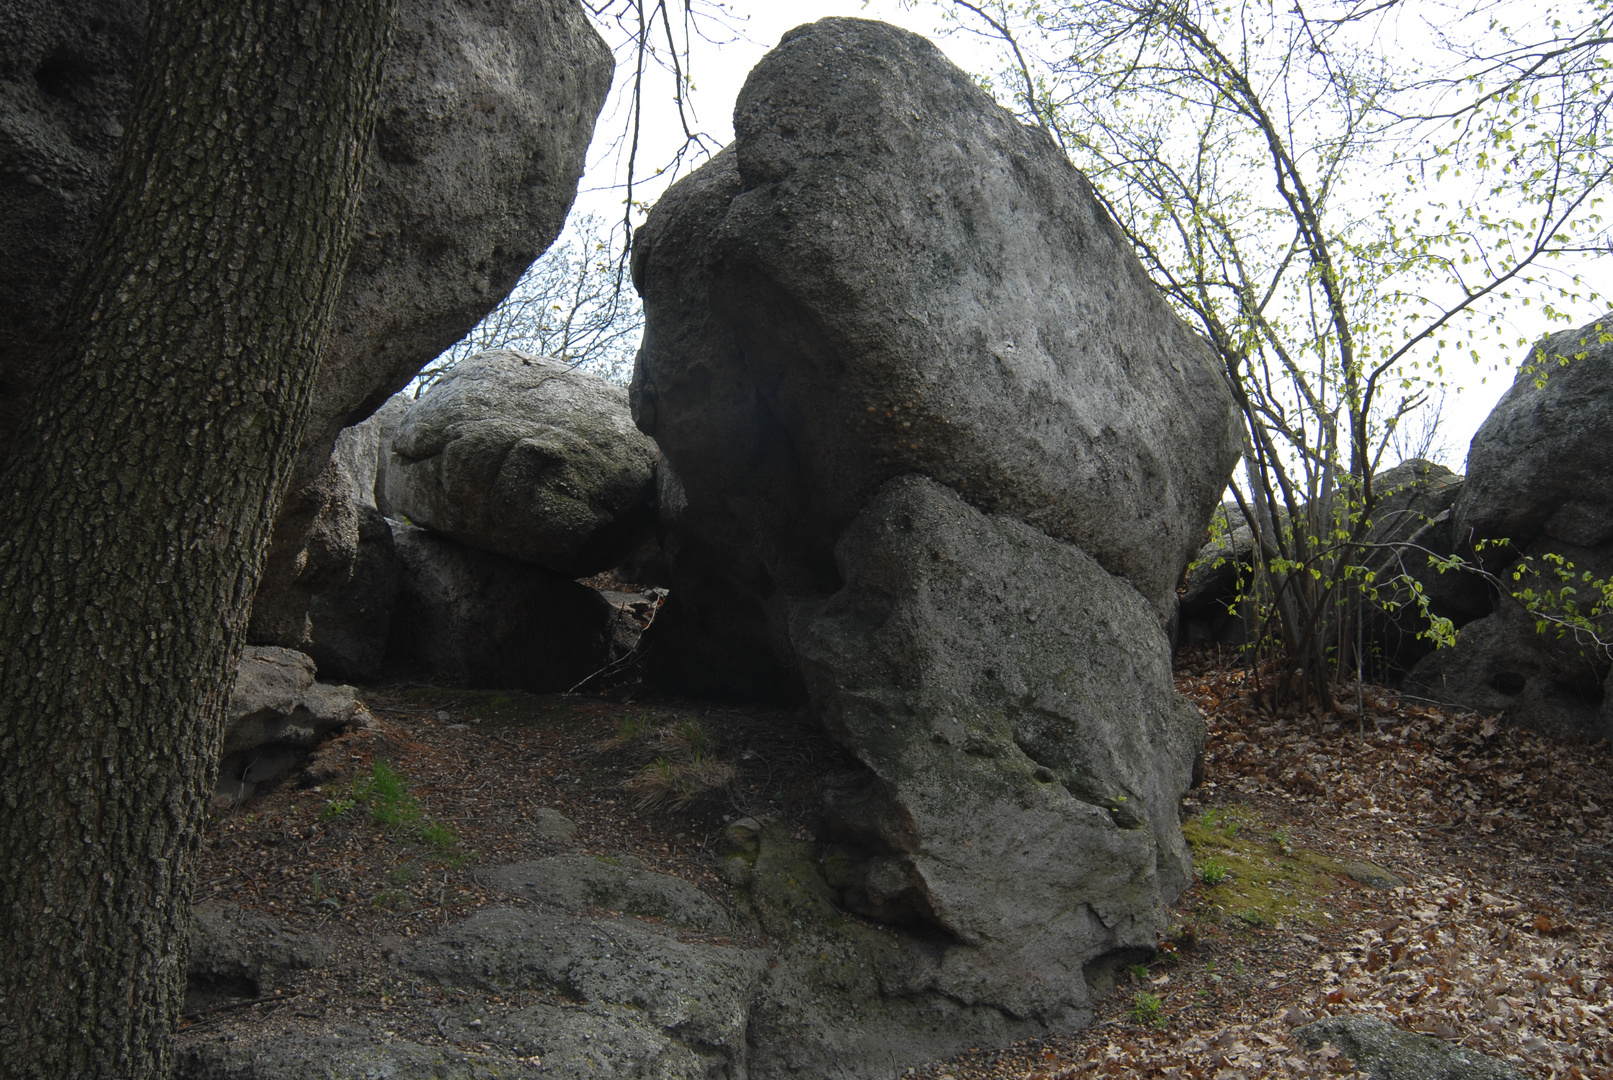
631,18,1239,692
0,0,612,485
385,350,658,575
385,521,625,691
186,902,330,1011
730,817,1067,1079
1295,1015,1526,1080
405,906,766,1077
486,855,735,933
789,476,1203,1018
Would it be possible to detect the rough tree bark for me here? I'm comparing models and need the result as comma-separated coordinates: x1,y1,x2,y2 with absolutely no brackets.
0,0,396,1076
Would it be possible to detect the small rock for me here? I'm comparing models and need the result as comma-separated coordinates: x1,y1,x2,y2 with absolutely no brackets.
1295,1015,1526,1080
532,808,578,841
1340,860,1404,890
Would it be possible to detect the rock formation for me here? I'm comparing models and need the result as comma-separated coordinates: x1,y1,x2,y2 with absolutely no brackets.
1408,317,1613,738
791,477,1203,1018
383,350,659,576
628,16,1240,1069
305,504,402,682
1177,460,1492,679
385,522,631,692
633,19,1240,696
216,647,361,806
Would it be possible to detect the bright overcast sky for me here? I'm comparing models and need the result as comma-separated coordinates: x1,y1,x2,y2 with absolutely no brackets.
566,2,1607,471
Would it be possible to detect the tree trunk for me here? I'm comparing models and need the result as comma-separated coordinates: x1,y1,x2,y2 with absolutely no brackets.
0,0,396,1075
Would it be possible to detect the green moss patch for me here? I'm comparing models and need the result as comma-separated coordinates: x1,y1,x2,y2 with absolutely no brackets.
1182,806,1394,927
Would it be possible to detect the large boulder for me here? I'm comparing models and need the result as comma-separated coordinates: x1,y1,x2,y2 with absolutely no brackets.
218,647,359,805
1406,318,1613,737
1406,538,1612,738
791,476,1203,1019
1,0,613,501
384,350,659,575
631,18,1240,691
385,522,628,691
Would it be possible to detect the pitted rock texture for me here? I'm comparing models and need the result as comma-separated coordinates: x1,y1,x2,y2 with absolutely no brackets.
384,350,659,576
789,476,1202,1018
405,906,767,1078
1406,538,1613,740
0,0,612,489
631,18,1240,659
486,855,736,933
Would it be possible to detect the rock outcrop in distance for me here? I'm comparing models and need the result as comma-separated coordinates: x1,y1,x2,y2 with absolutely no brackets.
383,350,658,577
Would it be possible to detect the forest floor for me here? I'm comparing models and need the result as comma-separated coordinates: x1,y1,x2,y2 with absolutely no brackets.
184,649,1613,1079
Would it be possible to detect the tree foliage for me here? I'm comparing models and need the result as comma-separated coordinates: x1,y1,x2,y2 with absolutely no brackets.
418,213,644,390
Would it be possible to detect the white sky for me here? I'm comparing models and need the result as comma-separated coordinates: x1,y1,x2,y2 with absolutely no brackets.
565,1,1608,473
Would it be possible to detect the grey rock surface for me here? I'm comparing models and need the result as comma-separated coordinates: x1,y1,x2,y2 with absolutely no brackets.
631,18,1240,634
1405,538,1612,739
1456,315,1613,550
304,504,402,682
330,405,390,512
405,906,767,1076
733,818,1073,1080
370,391,413,517
486,855,734,933
186,902,330,1011
789,476,1203,1019
531,806,579,840
1410,316,1613,736
385,350,659,575
218,647,358,804
0,0,612,486
247,456,362,652
179,1000,707,1080
1295,1015,1526,1080
385,521,623,690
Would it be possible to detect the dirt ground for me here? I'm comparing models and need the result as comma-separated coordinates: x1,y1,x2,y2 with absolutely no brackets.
181,650,1613,1079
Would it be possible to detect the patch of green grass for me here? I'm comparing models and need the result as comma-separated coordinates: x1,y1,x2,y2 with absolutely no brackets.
420,821,459,853
353,761,422,828
1128,990,1165,1027
1198,859,1228,885
320,761,467,863
1129,963,1151,982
